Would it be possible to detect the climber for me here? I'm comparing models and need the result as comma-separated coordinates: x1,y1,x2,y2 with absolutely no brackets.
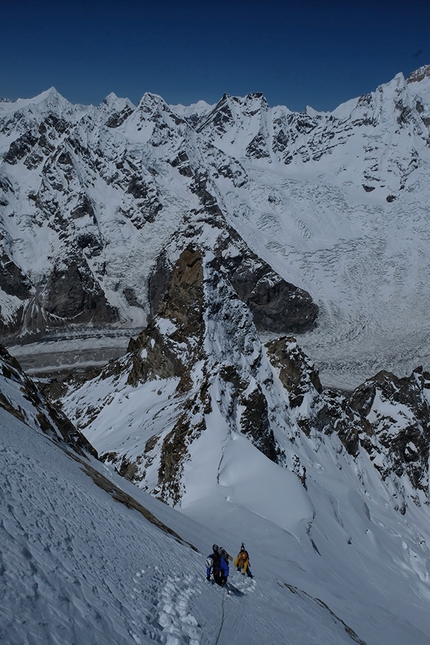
234,542,253,578
206,544,229,586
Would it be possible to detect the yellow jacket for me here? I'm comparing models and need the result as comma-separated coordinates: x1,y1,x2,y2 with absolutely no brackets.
234,550,249,574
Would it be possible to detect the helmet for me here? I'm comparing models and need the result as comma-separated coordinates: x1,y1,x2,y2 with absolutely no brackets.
212,544,219,552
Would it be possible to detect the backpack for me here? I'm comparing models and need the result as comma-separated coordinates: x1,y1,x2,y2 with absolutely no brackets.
206,552,221,570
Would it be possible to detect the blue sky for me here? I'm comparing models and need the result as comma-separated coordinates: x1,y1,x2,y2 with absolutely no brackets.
2,0,429,111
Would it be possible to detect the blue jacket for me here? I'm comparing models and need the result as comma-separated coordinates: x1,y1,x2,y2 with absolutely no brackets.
206,553,229,578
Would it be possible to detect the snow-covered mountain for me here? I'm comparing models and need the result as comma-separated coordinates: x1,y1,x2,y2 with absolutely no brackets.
3,67,430,645
61,245,430,514
1,314,430,644
2,66,430,385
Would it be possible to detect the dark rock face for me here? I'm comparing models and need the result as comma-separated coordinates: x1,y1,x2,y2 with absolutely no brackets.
0,250,32,299
314,390,366,457
242,270,318,333
2,259,119,335
148,251,172,318
71,195,96,220
4,132,39,164
235,253,316,331
266,336,322,407
42,261,118,324
127,246,205,389
105,105,134,128
349,368,430,493
147,222,318,335
214,226,318,333
239,385,282,463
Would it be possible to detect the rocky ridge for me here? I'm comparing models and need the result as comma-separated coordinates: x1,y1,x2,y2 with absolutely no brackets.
62,246,430,513
0,343,95,457
0,87,318,338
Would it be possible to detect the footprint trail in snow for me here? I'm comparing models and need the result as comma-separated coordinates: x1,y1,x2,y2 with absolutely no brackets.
131,568,202,644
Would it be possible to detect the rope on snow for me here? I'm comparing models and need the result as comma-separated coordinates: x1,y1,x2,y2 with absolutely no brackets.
213,586,227,645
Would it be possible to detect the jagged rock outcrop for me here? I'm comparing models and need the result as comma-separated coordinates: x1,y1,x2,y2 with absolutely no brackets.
266,336,430,506
349,367,430,499
149,233,318,334
62,245,430,512
63,246,290,504
127,246,205,391
0,344,96,457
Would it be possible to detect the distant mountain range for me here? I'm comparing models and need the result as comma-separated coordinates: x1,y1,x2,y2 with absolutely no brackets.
2,66,430,385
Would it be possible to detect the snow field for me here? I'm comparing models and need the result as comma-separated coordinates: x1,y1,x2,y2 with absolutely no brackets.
1,410,384,645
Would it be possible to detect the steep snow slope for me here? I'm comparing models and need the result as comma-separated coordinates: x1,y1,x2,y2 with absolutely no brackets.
1,351,383,645
1,344,430,645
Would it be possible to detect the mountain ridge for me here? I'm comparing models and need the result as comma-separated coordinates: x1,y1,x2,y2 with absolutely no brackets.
2,67,430,394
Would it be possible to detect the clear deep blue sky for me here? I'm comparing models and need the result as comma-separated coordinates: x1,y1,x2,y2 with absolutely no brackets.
2,0,429,111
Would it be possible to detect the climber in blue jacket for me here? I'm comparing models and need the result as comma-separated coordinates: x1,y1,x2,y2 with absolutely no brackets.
206,544,229,586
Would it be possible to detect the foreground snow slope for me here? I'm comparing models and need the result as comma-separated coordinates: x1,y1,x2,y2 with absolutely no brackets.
2,400,375,645
0,341,428,645
2,377,430,644
62,365,430,645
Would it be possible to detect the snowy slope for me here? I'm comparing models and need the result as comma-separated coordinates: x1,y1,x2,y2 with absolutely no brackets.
2,345,430,645
0,349,383,645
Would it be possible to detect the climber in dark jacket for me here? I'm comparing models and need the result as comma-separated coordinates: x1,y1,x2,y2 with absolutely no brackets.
206,544,229,586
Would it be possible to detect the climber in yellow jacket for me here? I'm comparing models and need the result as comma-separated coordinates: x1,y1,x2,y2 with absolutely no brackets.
234,542,252,577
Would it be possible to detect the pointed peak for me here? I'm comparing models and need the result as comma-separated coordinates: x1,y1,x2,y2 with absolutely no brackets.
0,87,73,114
304,105,326,117
138,92,167,107
33,86,66,103
103,91,119,103
377,72,405,93
136,92,172,117
100,92,135,113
